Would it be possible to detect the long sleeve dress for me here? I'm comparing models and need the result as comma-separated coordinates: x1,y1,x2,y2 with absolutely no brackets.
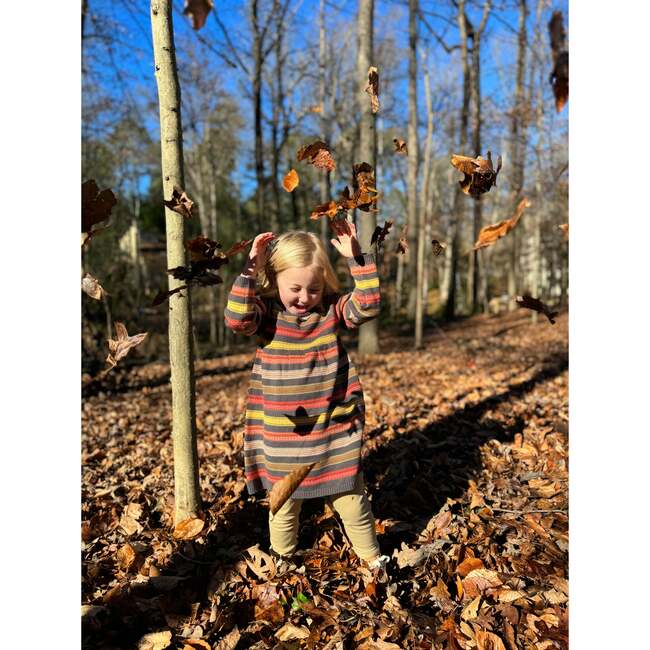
224,253,381,499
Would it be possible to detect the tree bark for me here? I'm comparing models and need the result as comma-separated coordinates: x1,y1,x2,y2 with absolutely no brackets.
319,0,332,248
150,0,201,524
251,0,266,230
356,0,379,354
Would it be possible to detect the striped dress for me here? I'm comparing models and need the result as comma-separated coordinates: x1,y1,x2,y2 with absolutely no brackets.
224,253,381,499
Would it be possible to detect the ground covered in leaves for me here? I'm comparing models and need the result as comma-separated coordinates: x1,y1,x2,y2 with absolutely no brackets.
82,310,568,650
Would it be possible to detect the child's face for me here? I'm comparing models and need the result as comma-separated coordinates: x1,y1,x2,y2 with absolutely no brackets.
276,265,324,315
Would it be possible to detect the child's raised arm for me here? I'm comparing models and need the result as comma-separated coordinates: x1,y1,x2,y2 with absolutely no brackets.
224,232,275,336
330,220,381,329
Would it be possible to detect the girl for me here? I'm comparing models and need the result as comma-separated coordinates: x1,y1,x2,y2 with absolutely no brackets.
224,220,389,571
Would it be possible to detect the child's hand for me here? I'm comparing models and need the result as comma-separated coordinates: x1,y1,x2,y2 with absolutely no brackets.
243,232,275,276
330,219,362,258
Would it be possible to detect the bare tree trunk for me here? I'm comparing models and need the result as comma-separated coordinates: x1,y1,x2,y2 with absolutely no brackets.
356,0,379,354
319,0,332,248
150,0,201,524
466,1,491,314
507,0,528,310
444,0,471,321
251,0,266,230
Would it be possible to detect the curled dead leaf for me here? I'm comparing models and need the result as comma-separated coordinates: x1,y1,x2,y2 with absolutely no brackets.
163,186,194,218
515,295,558,324
365,66,379,114
82,273,107,300
371,219,393,248
297,140,336,172
451,151,502,197
106,323,148,371
392,138,407,155
82,179,116,236
474,198,531,250
183,0,214,30
269,462,317,514
137,630,172,650
283,169,299,192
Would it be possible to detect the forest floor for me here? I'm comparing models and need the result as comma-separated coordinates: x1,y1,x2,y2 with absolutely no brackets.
82,309,568,650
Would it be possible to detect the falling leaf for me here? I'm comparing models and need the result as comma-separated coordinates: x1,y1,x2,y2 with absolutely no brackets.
308,104,323,113
371,219,393,248
475,629,507,650
163,186,194,218
283,169,299,192
515,295,559,324
185,235,221,260
223,238,254,258
269,462,317,514
352,162,379,212
173,516,205,540
474,198,531,250
106,323,148,371
558,223,568,240
392,138,407,155
365,66,379,114
183,0,214,30
451,151,502,198
275,623,310,641
151,286,186,306
82,273,107,300
431,239,447,256
310,200,340,220
549,11,569,112
137,630,172,650
82,179,116,240
297,140,336,172
396,224,409,254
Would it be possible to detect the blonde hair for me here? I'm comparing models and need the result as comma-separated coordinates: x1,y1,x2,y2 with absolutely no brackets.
257,230,340,301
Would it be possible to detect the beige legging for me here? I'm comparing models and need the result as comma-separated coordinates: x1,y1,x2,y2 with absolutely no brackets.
268,472,380,561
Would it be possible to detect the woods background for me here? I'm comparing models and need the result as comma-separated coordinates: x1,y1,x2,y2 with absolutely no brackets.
81,0,568,373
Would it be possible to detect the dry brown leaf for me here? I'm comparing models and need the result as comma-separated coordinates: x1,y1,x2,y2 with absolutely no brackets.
544,588,568,605
392,138,407,155
137,630,172,650
173,516,205,540
119,503,144,536
365,66,379,113
396,224,409,254
463,568,502,598
213,627,240,650
451,151,502,197
457,557,484,577
182,640,211,650
252,582,284,622
371,219,393,248
82,273,107,300
275,623,310,641
352,162,378,212
297,140,336,172
185,235,221,260
116,543,137,571
223,238,254,258
246,544,277,581
163,186,194,218
497,589,527,603
106,322,148,371
82,179,116,236
431,239,447,256
310,200,340,220
461,595,481,621
476,629,507,650
474,198,531,250
515,295,559,324
183,0,214,30
269,462,316,514
283,169,299,192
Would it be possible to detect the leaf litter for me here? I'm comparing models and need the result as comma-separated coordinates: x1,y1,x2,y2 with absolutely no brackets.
82,310,568,649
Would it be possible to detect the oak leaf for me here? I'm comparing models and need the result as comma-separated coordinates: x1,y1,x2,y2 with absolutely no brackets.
474,198,531,250
173,516,205,540
270,462,317,514
82,273,107,300
451,151,502,197
183,0,213,30
515,295,559,324
106,323,148,371
365,66,379,114
392,138,407,155
163,186,194,218
371,219,393,248
283,169,299,192
297,140,336,172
